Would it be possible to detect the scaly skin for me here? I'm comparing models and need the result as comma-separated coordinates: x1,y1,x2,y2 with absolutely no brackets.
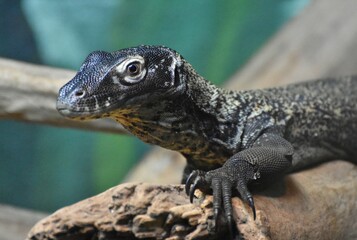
56,45,357,234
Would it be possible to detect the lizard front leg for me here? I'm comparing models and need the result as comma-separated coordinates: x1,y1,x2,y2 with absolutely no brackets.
185,131,293,230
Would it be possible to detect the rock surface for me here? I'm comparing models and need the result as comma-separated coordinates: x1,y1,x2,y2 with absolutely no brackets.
27,161,357,240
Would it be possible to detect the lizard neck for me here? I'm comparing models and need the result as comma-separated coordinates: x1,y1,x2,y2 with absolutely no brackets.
182,60,245,119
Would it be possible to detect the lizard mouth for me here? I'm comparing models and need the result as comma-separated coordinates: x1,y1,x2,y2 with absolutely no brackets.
56,98,134,121
56,100,112,120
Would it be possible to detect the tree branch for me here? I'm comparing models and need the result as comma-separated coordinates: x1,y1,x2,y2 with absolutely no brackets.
27,161,357,240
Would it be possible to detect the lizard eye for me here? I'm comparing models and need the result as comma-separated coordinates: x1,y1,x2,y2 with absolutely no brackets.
126,62,140,76
115,56,146,84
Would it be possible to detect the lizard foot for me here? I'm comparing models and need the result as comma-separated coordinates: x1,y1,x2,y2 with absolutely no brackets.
185,161,257,234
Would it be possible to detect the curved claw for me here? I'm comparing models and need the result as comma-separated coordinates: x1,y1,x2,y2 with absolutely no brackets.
227,215,234,240
185,170,198,195
189,178,200,203
248,197,256,220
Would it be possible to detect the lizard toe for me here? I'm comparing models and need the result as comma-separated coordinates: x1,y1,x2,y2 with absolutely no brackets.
236,177,256,220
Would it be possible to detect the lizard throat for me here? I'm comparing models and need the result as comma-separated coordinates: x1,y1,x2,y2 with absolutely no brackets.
107,100,235,169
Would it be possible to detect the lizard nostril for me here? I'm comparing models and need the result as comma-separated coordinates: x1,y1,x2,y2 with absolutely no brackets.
73,89,85,98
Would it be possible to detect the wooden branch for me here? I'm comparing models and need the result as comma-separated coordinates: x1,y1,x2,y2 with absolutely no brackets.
27,161,357,240
0,58,127,134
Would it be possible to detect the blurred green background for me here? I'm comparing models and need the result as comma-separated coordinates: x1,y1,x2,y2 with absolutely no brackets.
0,0,309,212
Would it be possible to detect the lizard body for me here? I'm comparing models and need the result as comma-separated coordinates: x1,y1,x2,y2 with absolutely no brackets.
57,45,357,232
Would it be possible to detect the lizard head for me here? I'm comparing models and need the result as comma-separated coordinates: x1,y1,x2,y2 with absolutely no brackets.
56,45,186,120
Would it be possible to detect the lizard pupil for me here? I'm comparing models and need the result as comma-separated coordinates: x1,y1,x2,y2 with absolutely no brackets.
127,63,139,75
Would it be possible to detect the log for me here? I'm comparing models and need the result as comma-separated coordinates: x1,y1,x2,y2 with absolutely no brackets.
27,161,357,240
0,58,127,134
